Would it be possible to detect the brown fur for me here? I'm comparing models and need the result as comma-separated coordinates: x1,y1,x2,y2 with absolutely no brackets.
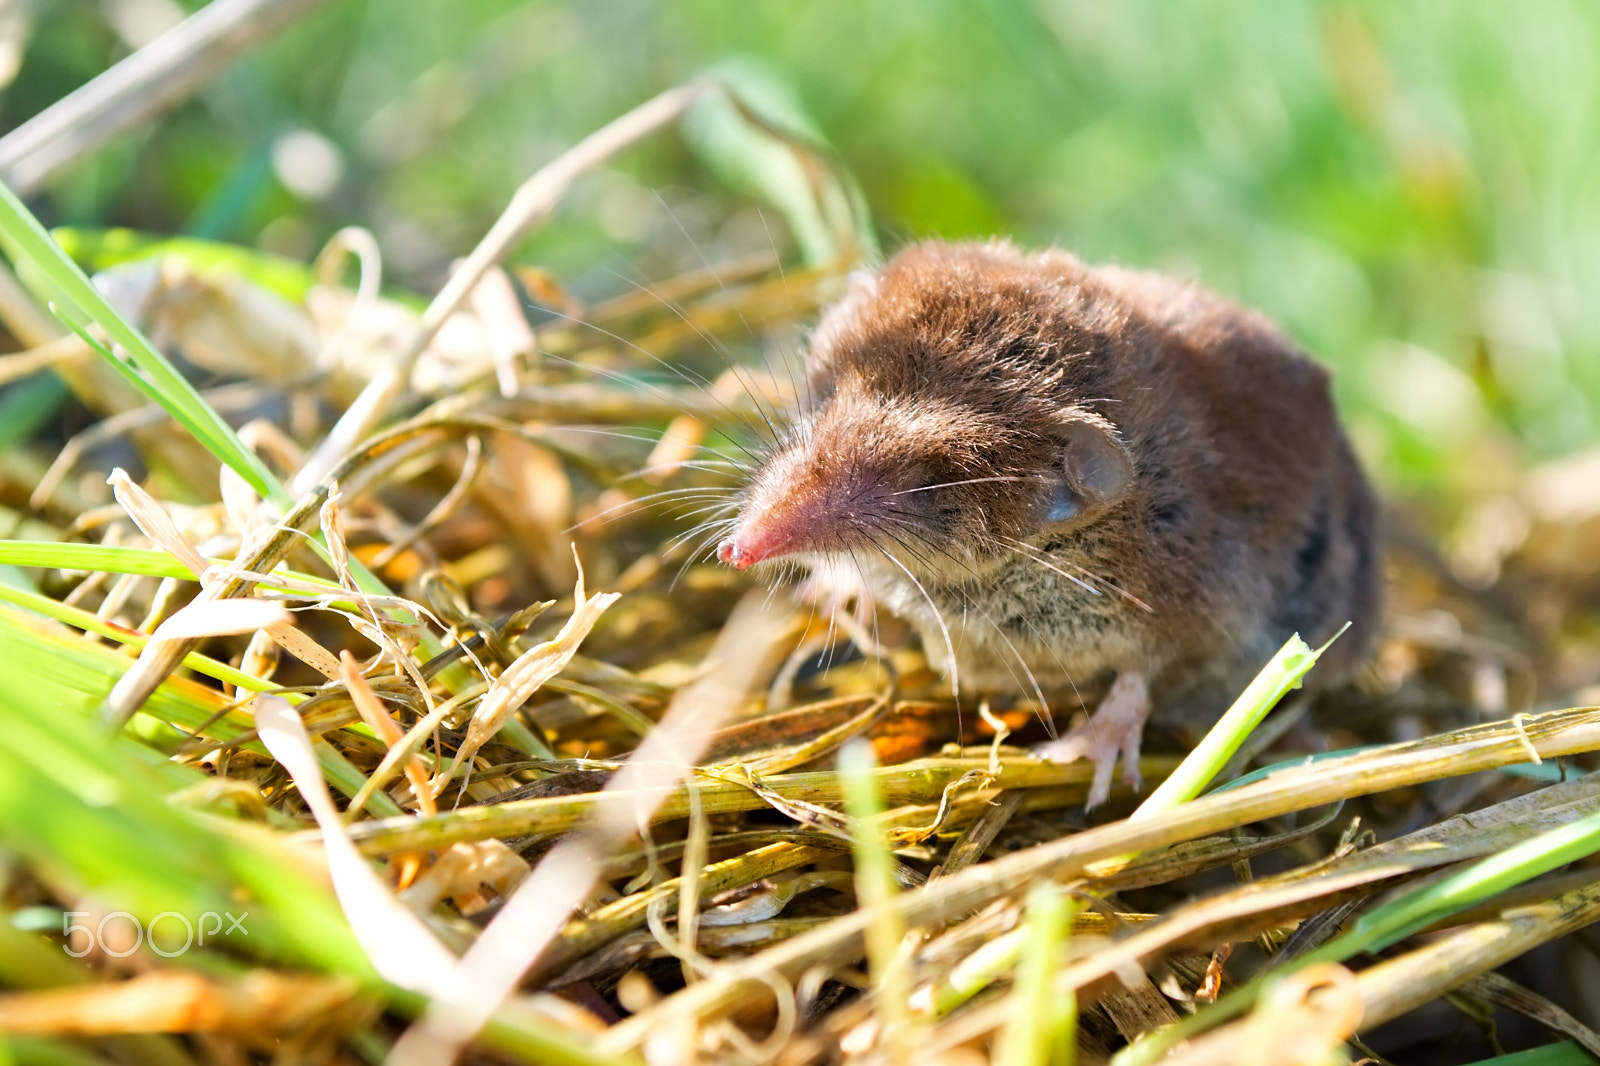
722,240,1381,724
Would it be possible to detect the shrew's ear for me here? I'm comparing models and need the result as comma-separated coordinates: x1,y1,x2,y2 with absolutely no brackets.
1044,418,1133,523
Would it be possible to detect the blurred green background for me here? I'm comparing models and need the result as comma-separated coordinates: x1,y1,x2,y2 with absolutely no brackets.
7,0,1600,502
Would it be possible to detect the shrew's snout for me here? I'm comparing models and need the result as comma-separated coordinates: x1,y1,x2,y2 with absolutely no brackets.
716,513,804,570
715,536,758,570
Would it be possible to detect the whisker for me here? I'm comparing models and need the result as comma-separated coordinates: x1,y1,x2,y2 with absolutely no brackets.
662,501,742,525
665,514,738,557
621,460,747,481
567,488,737,533
890,476,1038,496
999,535,1154,613
649,188,800,441
852,550,886,693
651,192,796,445
600,261,742,366
597,258,800,450
938,578,1053,726
538,326,777,459
995,536,1101,596
846,518,1062,725
873,545,960,699
554,425,753,475
668,522,739,591
605,485,738,510
663,504,739,532
755,208,813,424
865,513,988,584
969,581,1079,733
538,355,770,473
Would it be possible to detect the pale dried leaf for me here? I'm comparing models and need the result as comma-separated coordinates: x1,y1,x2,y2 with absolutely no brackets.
468,265,536,396
252,695,465,995
436,564,620,792
265,621,344,680
320,483,352,580
238,628,281,683
0,970,358,1036
107,467,210,579
320,485,439,710
311,226,384,373
400,841,530,916
341,651,436,817
150,598,293,640
218,462,260,538
151,261,319,382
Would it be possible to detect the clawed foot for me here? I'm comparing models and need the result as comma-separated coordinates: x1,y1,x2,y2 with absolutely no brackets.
1031,671,1150,808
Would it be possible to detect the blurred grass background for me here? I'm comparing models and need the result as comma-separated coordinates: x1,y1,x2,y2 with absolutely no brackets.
7,0,1600,505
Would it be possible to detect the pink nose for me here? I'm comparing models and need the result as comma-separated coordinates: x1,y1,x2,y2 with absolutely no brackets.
717,537,755,570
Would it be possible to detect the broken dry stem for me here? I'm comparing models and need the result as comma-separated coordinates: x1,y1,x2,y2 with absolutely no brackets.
98,417,488,729
921,771,1600,1056
0,0,336,195
1164,880,1600,1066
594,706,1600,1055
335,755,1172,855
539,786,1034,987
533,843,834,984
552,918,836,987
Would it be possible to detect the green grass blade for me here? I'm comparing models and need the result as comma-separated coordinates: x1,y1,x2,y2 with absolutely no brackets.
0,664,369,974
0,179,288,508
0,539,344,591
0,540,220,580
0,604,401,815
994,883,1075,1066
0,582,283,696
1315,805,1600,959
1458,1044,1594,1066
1132,627,1345,818
839,740,914,1057
51,227,318,302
